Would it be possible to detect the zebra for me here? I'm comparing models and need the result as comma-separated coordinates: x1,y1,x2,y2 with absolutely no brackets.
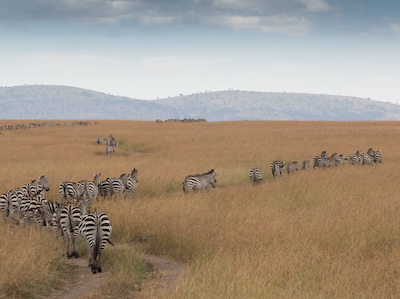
78,211,113,274
286,161,298,174
60,203,82,258
374,150,382,163
96,136,102,144
0,189,20,224
321,151,328,159
249,168,263,184
29,176,50,196
313,156,325,169
337,154,346,166
107,176,125,197
362,153,374,165
34,200,62,230
98,178,111,199
182,169,218,193
59,181,84,203
301,160,310,170
271,161,285,177
119,169,138,198
78,173,101,208
105,145,115,155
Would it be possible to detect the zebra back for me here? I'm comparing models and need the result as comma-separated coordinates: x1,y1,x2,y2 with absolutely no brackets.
249,168,263,184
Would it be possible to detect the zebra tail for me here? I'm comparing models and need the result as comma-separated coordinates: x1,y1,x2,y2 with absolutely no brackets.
107,239,115,246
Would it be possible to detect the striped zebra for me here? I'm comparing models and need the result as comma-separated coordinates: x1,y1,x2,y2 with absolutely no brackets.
60,203,82,258
119,169,138,198
98,178,110,199
374,150,382,163
34,200,62,230
108,176,125,197
78,173,101,208
105,145,115,155
96,136,102,144
301,160,310,170
78,211,114,274
0,189,20,224
362,153,374,165
321,151,328,159
286,161,298,174
271,161,285,177
249,168,263,184
30,176,50,195
182,169,218,193
59,181,84,203
313,156,325,169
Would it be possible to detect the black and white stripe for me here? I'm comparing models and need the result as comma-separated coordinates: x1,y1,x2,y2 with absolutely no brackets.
286,161,298,174
78,211,113,274
301,160,310,170
271,161,285,177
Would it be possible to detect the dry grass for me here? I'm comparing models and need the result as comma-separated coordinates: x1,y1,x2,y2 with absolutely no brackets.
0,120,400,298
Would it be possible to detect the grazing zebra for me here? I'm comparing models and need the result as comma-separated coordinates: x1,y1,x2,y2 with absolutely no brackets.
34,200,62,229
182,169,217,193
60,203,82,258
286,161,298,174
59,181,84,203
271,161,285,177
78,211,113,274
0,190,20,224
301,160,310,170
249,168,263,184
105,145,115,155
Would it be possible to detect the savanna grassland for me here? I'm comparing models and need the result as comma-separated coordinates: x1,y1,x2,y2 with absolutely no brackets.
1,120,400,298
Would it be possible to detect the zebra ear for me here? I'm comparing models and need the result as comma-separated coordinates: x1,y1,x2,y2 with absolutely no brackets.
45,176,48,179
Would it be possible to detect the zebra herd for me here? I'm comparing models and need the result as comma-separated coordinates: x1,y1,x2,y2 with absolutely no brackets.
97,134,119,155
249,148,383,184
0,169,138,274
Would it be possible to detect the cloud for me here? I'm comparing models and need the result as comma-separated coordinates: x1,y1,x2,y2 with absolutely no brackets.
139,56,231,68
300,0,331,12
391,22,400,34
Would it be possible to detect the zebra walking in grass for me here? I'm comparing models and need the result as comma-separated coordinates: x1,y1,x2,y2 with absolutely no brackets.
98,178,111,200
313,156,325,169
374,150,382,163
60,203,82,258
34,200,62,230
0,189,20,224
29,176,50,196
286,161,298,174
182,169,217,193
107,176,125,197
119,169,138,198
105,145,115,155
79,173,101,208
362,153,374,165
59,181,84,203
271,161,285,177
301,160,310,170
249,168,263,184
78,211,113,274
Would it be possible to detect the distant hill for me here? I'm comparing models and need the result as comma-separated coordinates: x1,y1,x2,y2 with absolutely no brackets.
1,85,400,121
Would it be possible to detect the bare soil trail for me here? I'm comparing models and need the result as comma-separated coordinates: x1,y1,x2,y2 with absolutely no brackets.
49,253,185,299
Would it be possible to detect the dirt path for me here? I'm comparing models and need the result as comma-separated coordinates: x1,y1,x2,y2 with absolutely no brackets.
50,253,185,299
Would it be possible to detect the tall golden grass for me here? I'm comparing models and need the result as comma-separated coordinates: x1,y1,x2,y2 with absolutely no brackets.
1,120,400,298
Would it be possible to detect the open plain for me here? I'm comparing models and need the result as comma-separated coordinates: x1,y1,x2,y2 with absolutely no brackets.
0,120,399,298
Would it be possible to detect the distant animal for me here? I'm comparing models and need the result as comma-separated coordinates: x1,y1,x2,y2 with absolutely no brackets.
286,161,298,174
271,161,285,177
249,168,263,184
301,160,310,170
96,136,102,144
182,169,217,193
105,145,115,155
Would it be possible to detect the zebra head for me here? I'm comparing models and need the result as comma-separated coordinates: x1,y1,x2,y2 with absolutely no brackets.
130,169,138,183
210,169,217,187
38,176,50,191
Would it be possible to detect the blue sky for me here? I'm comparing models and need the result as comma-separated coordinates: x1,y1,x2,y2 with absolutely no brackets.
1,0,399,103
